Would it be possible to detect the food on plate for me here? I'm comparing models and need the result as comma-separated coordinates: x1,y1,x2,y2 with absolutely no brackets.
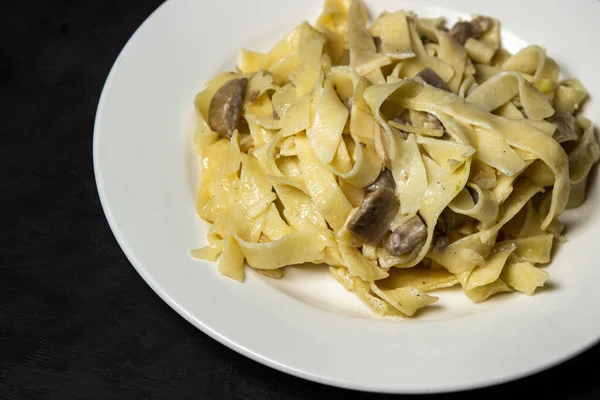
190,0,599,317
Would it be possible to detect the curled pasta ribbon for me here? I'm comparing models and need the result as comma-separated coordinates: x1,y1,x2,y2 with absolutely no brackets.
416,135,475,172
386,17,455,84
466,71,554,120
369,11,415,60
502,45,559,86
392,133,427,215
306,76,349,164
347,0,391,75
296,134,353,231
480,179,544,243
435,29,467,93
449,183,499,225
320,67,383,187
429,232,492,275
554,79,588,114
399,85,568,229
370,283,438,317
330,266,403,317
362,79,423,161
567,117,600,207
465,244,515,291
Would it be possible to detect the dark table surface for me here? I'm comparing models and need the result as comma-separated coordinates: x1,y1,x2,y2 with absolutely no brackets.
2,0,599,398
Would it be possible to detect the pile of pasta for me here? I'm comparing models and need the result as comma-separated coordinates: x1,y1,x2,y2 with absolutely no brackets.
191,0,599,317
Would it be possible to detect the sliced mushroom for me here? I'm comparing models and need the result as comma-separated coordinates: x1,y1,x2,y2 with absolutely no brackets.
384,215,428,256
449,16,493,45
548,111,578,143
347,187,400,245
470,16,494,37
448,21,472,45
366,168,396,192
414,67,448,91
208,77,248,138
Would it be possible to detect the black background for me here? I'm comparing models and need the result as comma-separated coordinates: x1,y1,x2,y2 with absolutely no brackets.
1,0,599,398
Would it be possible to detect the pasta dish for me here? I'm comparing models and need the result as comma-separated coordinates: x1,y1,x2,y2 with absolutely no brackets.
190,0,599,317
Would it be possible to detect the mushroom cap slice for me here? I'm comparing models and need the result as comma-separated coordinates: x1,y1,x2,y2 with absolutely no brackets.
470,16,493,37
347,187,400,246
414,67,448,92
449,16,493,45
448,21,472,45
384,215,427,256
208,77,248,138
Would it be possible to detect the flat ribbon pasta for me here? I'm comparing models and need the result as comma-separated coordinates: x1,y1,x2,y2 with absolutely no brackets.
502,45,559,86
369,11,415,60
347,0,391,75
295,134,353,231
448,183,499,225
397,85,569,229
191,0,599,317
391,133,428,215
466,71,554,120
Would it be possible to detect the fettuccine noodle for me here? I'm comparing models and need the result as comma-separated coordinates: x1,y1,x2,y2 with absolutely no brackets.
190,0,599,317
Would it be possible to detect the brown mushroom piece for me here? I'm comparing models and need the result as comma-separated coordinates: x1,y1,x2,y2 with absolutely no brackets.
384,215,428,256
347,187,400,246
469,16,494,37
448,21,472,45
412,68,447,134
365,168,396,192
548,111,578,143
208,77,248,138
414,67,448,91
449,16,493,45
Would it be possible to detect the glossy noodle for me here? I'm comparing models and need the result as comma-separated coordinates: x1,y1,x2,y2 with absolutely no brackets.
190,0,599,317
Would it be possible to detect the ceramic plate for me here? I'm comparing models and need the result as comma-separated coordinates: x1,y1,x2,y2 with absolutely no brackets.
94,0,600,393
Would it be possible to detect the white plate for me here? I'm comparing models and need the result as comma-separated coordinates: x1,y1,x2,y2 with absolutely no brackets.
94,0,600,393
